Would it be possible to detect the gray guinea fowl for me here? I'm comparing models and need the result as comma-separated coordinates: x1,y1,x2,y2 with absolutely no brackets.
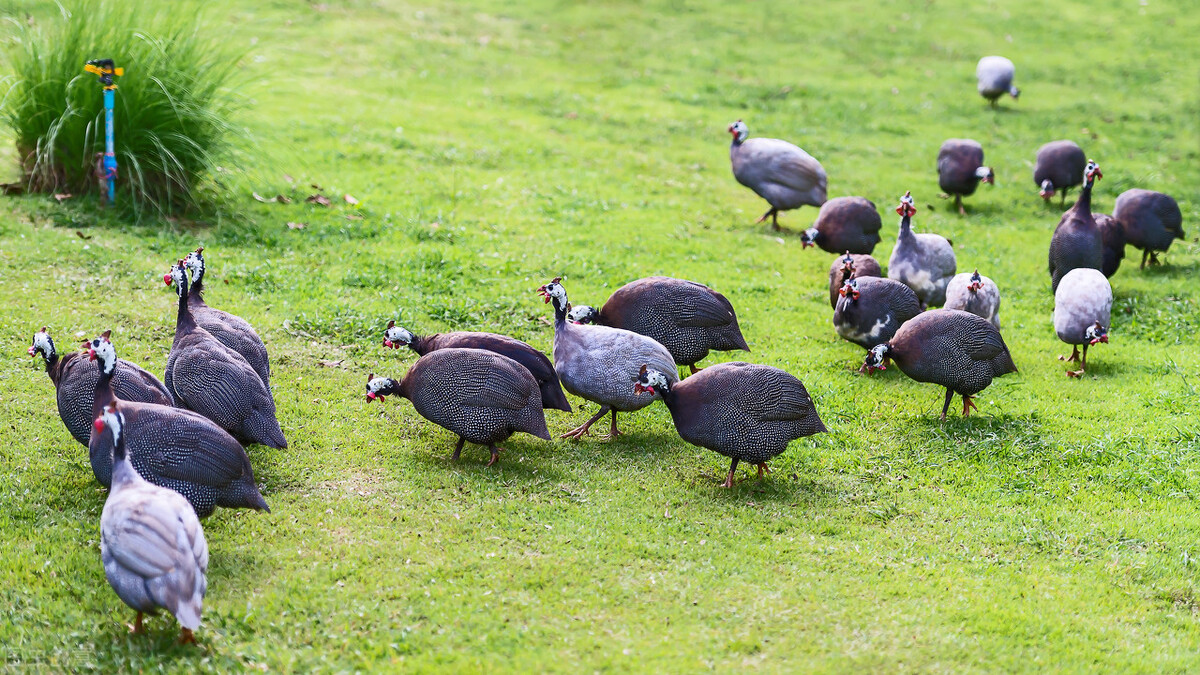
1093,214,1126,278
1113,189,1185,269
538,277,678,439
165,261,287,448
944,270,1001,328
563,276,749,373
802,197,883,254
1034,140,1087,206
937,139,993,216
728,119,827,230
863,309,1017,419
828,252,882,308
976,56,1019,107
1053,268,1112,378
1048,160,1104,293
86,333,270,518
170,247,271,387
833,276,921,352
365,347,550,466
30,327,172,446
887,192,957,309
633,362,826,488
382,320,571,412
97,402,208,644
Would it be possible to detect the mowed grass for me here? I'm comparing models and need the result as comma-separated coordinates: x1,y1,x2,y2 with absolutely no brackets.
1,0,1199,671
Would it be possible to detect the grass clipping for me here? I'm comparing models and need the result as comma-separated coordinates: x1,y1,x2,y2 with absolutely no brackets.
0,0,248,217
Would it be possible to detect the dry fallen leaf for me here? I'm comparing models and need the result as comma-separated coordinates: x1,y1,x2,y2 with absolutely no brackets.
318,359,345,368
310,183,324,191
345,214,363,221
74,230,92,240
287,221,306,230
344,194,359,205
283,173,294,184
306,194,331,207
275,194,292,204
54,193,73,202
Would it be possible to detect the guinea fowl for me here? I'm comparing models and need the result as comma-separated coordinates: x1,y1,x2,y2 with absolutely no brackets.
833,277,921,353
1034,140,1087,206
976,56,1019,107
96,402,208,643
863,309,1017,419
562,276,749,374
801,197,883,254
1094,213,1126,278
888,192,957,309
171,248,271,387
937,139,994,216
382,321,571,412
1113,189,1185,268
538,277,677,439
944,270,1001,328
1053,268,1112,378
85,332,269,518
365,348,550,466
828,252,882,308
165,261,287,448
1048,160,1104,293
634,363,826,488
29,327,172,446
728,119,827,230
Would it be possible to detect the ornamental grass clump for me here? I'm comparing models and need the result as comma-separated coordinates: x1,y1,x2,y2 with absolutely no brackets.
0,0,248,216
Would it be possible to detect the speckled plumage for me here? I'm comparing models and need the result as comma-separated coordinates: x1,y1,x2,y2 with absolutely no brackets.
828,253,882,308
1034,140,1086,202
833,277,921,349
99,406,208,637
976,56,1019,104
165,263,287,448
1054,269,1112,345
806,197,882,254
1113,189,1185,266
181,249,271,387
728,120,827,228
1048,169,1103,293
1094,213,1126,278
888,206,957,308
937,139,989,201
569,276,749,367
944,271,1001,328
31,330,172,446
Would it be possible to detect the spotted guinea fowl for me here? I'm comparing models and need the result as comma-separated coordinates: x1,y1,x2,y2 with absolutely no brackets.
833,277,921,354
944,270,1001,328
801,197,882,254
165,261,287,448
1048,160,1104,293
85,332,269,518
976,56,1019,107
1053,268,1112,378
1094,213,1126,278
538,277,678,439
728,119,827,230
170,248,271,387
937,139,994,216
827,252,882,308
382,320,570,412
29,327,172,446
1113,189,1185,269
863,309,1017,419
562,276,749,374
888,192,957,309
96,402,208,644
365,348,550,466
1034,140,1087,206
633,363,826,488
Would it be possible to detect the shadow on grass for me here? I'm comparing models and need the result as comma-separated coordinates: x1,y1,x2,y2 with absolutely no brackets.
907,412,1050,462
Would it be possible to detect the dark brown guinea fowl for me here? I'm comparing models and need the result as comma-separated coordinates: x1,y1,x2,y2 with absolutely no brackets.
165,261,287,448
828,252,882,308
937,139,993,216
365,348,551,467
564,276,749,373
633,363,826,488
383,320,570,411
1034,140,1087,206
84,332,269,518
1093,214,1125,278
29,327,172,446
801,197,882,254
862,309,1017,420
1113,189,1186,268
1048,160,1103,294
833,277,922,352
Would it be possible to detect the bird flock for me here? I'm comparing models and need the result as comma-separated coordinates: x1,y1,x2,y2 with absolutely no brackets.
25,56,1187,643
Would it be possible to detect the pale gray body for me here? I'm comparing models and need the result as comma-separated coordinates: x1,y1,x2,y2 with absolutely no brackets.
554,318,678,413
888,214,957,308
945,273,1001,328
1053,269,1112,345
730,137,827,213
976,56,1018,103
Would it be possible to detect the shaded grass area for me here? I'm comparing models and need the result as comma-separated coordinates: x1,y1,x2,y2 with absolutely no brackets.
1,0,1199,671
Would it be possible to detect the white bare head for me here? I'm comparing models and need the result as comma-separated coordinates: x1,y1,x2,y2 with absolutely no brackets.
383,321,415,349
163,261,188,296
1084,322,1109,345
365,373,401,402
536,277,568,310
727,119,748,144
633,364,671,396
29,327,55,360
85,330,117,376
863,343,891,373
975,166,995,184
1039,179,1055,201
1084,160,1102,185
567,305,599,325
183,247,205,284
801,227,820,248
94,402,124,452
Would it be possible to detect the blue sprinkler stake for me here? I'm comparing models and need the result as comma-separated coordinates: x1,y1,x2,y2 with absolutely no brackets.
83,59,123,203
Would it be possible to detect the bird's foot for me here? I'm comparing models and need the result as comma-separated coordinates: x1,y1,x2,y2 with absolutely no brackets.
178,628,196,645
756,463,772,479
486,446,504,467
128,612,145,635
1150,253,1161,266
559,425,593,440
689,364,703,375
958,205,967,216
1066,369,1085,378
962,396,979,417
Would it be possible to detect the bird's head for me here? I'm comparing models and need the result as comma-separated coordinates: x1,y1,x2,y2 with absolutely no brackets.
727,119,748,143
632,364,671,396
1085,321,1109,346
29,327,54,360
976,166,995,185
567,305,599,325
1039,179,1055,201
382,320,414,349
839,252,856,276
163,259,188,293
838,278,861,302
1008,85,1020,100
536,277,567,309
967,270,983,292
801,227,820,249
85,330,116,375
93,402,126,458
896,191,916,217
1084,160,1102,184
365,373,401,402
863,344,890,374
183,247,205,283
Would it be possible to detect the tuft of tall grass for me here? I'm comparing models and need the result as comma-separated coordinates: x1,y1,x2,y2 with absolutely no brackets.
0,0,249,217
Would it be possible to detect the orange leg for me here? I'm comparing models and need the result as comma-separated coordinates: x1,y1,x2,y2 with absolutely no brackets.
561,406,610,440
756,463,772,479
723,459,739,488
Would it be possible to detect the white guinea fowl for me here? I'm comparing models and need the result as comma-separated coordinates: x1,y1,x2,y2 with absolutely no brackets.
945,270,1001,328
887,192,957,309
537,277,677,440
1053,268,1112,378
98,402,208,644
727,119,827,230
976,56,1019,107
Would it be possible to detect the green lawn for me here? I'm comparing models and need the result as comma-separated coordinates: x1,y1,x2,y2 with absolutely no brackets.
2,0,1199,671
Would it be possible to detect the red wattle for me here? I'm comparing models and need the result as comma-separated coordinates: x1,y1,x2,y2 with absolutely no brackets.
93,418,105,432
